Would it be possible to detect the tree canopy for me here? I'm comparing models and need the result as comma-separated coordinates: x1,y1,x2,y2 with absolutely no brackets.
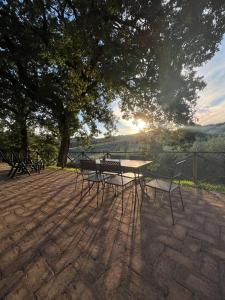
1,0,225,165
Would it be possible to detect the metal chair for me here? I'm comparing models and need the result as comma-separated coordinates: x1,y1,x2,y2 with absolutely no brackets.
11,151,43,177
69,153,95,190
0,150,32,178
145,160,186,225
79,159,107,206
100,160,135,214
0,150,18,177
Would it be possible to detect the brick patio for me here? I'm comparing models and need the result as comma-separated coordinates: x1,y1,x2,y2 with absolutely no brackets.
0,165,225,299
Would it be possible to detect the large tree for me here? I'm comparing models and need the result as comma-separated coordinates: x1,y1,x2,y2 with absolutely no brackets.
1,0,225,166
0,1,42,156
117,0,225,124
0,0,116,165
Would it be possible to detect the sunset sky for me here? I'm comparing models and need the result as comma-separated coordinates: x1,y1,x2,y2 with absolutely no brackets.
110,36,225,136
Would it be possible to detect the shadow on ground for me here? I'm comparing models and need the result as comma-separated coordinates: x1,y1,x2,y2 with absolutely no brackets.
0,164,225,299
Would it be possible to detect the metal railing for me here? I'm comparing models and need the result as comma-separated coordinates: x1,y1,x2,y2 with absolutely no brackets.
2,148,223,185
67,150,225,185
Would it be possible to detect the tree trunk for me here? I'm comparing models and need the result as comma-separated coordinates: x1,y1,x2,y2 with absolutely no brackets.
57,112,71,168
20,119,29,159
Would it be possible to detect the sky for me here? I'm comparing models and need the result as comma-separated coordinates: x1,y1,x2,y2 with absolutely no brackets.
195,37,225,125
105,36,225,136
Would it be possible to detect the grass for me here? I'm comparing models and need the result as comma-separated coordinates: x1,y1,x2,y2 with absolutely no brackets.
178,180,225,194
47,165,79,172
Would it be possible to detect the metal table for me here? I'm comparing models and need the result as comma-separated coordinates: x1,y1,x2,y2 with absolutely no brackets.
96,158,152,203
96,158,152,171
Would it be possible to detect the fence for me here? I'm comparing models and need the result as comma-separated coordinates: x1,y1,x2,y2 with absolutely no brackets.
68,150,225,185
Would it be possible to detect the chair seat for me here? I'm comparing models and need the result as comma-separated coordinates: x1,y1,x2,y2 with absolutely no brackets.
86,173,110,182
104,175,134,186
122,172,144,179
146,179,178,192
102,171,118,175
79,170,96,176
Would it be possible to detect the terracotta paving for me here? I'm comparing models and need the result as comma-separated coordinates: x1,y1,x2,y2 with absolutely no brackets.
0,164,225,299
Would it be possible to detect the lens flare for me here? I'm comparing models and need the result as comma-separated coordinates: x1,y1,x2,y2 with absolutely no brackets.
135,119,146,132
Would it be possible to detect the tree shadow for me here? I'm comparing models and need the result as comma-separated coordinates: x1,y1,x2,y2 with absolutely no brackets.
1,171,225,299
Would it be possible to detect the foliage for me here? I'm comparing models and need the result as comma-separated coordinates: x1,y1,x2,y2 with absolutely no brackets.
0,124,58,164
28,132,59,165
119,0,225,125
191,136,225,152
0,0,117,165
1,1,225,166
0,1,44,155
70,122,225,154
0,121,19,150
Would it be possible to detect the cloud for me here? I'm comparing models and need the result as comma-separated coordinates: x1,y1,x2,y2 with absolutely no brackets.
210,94,225,106
196,103,225,125
196,36,225,125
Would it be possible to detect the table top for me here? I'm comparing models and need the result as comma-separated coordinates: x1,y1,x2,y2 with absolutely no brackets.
96,158,152,169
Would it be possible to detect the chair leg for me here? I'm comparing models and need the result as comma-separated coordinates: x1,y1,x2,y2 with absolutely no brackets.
11,164,19,178
113,185,117,197
131,183,134,207
88,180,91,195
179,185,184,211
80,177,84,197
8,166,14,177
140,186,143,211
141,178,145,209
145,185,148,195
21,163,30,175
96,182,99,207
136,182,140,206
75,172,79,190
121,187,124,214
138,179,143,208
80,181,94,201
160,191,165,202
168,192,175,225
101,183,105,205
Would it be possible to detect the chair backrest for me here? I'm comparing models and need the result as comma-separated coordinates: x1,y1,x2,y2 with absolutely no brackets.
79,159,97,172
0,150,18,166
0,150,7,162
102,152,111,159
169,159,186,190
99,159,122,175
173,159,186,178
79,152,91,160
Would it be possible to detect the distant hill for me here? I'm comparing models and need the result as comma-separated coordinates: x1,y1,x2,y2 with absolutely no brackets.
194,122,225,135
69,122,225,153
70,133,145,153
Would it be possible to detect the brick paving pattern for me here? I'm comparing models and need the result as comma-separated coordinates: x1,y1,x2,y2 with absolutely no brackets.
0,164,225,299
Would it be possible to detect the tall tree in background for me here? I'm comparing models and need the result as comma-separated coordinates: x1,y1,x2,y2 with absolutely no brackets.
1,0,225,166
0,1,41,156
117,0,225,125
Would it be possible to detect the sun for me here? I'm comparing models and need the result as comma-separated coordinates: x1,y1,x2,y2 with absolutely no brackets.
135,119,147,132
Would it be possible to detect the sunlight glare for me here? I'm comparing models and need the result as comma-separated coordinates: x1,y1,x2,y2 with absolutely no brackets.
135,119,147,132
